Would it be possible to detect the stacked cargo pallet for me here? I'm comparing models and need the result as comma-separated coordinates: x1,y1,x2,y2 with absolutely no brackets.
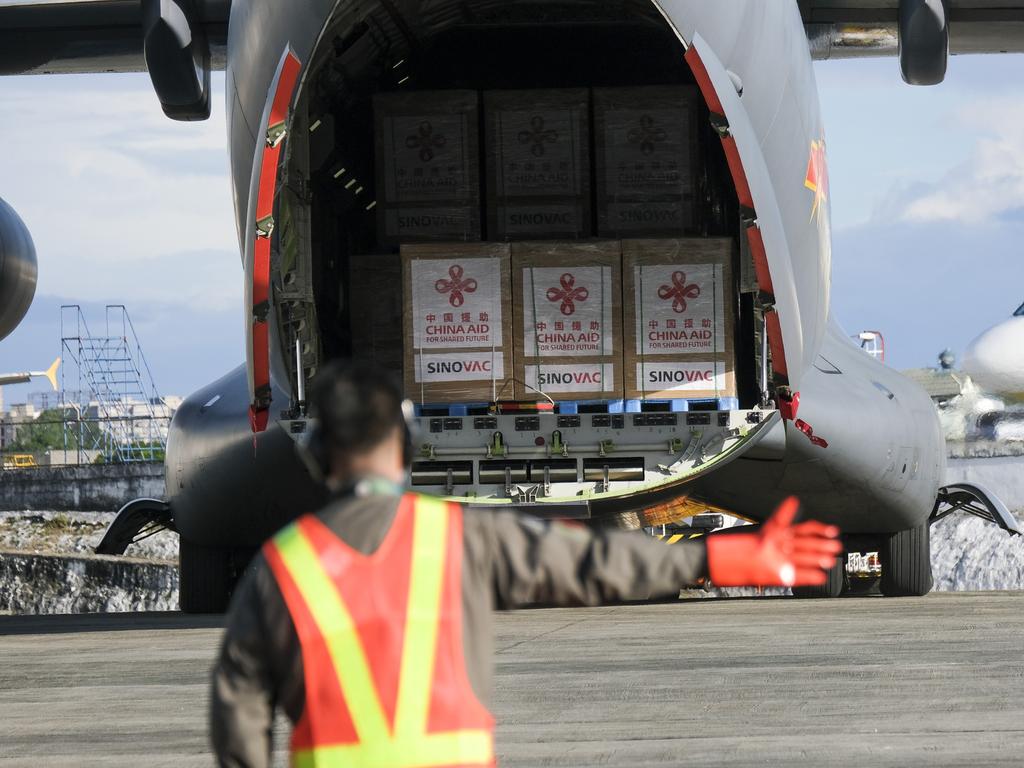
370,86,740,411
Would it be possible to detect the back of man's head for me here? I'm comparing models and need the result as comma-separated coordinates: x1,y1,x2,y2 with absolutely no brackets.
308,360,405,466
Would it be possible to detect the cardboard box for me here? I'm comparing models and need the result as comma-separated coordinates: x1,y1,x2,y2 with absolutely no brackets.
512,241,623,401
349,254,403,376
374,91,481,244
402,243,513,403
484,89,591,240
622,238,737,400
593,86,699,238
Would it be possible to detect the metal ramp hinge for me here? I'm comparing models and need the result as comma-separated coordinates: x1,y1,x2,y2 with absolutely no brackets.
930,483,1021,536
95,498,175,556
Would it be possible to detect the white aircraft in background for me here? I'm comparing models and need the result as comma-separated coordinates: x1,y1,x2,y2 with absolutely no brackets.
963,302,1024,404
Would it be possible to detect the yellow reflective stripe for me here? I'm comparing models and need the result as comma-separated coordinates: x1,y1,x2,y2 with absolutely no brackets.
395,495,447,740
272,524,391,745
293,729,493,768
276,499,493,768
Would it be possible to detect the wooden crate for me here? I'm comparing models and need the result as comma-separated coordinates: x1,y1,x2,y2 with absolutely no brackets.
594,86,700,238
375,90,481,244
402,243,513,403
484,89,591,240
622,238,737,400
512,241,624,401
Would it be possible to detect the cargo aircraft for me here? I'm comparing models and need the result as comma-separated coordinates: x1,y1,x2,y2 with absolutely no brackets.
0,0,1020,611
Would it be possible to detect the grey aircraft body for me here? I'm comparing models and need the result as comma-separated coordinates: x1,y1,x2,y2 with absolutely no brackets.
0,0,1020,610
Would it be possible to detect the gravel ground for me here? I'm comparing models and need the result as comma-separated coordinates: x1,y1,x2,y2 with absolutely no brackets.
932,512,1024,591
0,510,177,562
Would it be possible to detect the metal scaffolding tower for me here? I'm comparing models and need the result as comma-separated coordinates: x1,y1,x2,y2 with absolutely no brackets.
59,305,169,464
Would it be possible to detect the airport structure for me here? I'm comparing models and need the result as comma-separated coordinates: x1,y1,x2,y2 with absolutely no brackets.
57,305,172,464
0,306,179,468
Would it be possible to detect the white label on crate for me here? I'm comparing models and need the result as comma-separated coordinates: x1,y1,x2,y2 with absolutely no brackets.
502,205,584,236
634,263,725,355
522,266,614,356
414,352,504,383
606,202,688,231
525,364,616,394
383,114,470,202
497,109,584,196
386,207,477,239
636,361,727,393
603,107,692,196
411,257,503,349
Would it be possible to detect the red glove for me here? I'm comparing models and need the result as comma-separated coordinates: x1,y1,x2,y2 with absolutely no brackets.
706,497,842,587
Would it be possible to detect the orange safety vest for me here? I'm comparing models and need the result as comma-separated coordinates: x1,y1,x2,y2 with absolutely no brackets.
264,493,496,768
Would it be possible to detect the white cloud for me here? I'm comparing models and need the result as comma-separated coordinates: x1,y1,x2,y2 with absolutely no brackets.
898,99,1024,225
0,73,240,309
0,73,245,397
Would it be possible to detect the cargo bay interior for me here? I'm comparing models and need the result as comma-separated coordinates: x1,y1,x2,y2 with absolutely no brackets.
277,0,777,511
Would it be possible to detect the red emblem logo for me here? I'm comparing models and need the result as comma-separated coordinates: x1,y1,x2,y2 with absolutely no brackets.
546,273,589,316
805,139,828,223
435,265,477,307
406,121,446,163
658,271,700,313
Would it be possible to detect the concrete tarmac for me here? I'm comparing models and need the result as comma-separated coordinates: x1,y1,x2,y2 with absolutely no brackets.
1,592,1022,767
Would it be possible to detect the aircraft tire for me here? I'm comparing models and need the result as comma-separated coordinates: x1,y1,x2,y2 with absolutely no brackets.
879,522,934,597
792,555,845,599
179,539,232,613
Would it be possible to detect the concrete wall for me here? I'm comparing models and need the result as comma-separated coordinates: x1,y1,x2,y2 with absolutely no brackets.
0,464,164,512
0,550,177,613
946,457,1024,513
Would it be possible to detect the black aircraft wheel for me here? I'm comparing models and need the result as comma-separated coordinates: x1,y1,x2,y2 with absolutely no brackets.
879,522,934,597
179,539,232,614
791,555,845,599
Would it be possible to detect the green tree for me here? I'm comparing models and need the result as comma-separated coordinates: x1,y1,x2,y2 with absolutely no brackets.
6,409,101,454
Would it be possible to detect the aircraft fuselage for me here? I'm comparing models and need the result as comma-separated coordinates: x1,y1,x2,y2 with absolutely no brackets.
166,0,945,548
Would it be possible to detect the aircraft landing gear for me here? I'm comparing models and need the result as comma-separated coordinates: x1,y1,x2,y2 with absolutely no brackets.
179,539,233,614
791,556,845,599
879,522,934,597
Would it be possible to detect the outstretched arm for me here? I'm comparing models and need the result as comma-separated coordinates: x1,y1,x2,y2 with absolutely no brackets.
484,497,841,609
485,512,709,609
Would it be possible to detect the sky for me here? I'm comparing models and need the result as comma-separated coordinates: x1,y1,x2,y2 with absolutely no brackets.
1,53,1023,405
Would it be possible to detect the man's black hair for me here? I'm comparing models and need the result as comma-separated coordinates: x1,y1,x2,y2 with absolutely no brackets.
308,360,405,458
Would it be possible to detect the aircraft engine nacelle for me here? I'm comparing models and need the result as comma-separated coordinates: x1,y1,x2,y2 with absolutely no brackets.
899,0,949,85
0,197,37,343
143,0,212,121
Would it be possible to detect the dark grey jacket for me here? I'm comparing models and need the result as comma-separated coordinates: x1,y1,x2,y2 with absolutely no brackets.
210,492,707,767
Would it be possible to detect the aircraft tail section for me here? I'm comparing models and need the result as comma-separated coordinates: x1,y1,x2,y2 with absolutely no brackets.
42,357,60,392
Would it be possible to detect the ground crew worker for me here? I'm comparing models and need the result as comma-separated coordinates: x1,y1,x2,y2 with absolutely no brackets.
210,361,841,768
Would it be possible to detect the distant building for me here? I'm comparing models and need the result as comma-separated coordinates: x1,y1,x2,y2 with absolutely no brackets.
38,449,104,466
1,394,181,464
901,350,964,406
0,403,40,453
901,368,963,405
